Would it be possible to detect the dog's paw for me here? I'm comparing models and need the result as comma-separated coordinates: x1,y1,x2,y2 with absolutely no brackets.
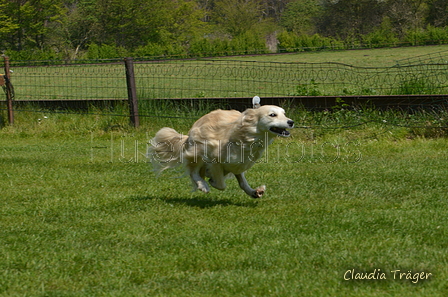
252,185,266,198
197,181,210,194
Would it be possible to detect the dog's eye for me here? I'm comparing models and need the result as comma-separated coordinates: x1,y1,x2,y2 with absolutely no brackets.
269,113,277,117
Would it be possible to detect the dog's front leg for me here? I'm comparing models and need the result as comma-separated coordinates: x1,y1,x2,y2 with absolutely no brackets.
235,173,265,198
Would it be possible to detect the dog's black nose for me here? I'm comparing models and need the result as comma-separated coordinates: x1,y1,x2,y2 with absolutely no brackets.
287,120,294,127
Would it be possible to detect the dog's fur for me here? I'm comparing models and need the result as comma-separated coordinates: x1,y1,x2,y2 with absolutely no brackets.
148,105,294,198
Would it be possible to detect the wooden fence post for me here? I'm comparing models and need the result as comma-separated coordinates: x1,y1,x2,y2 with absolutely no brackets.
124,57,140,128
2,55,14,125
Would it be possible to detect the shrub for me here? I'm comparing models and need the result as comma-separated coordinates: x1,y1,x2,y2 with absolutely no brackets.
188,32,267,57
363,17,399,48
404,29,430,46
402,26,448,46
189,37,233,57
4,49,63,61
133,43,166,58
278,31,340,52
277,31,299,52
425,25,448,44
86,44,129,60
189,38,215,57
230,31,268,55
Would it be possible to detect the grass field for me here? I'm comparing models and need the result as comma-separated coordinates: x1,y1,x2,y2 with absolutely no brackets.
229,44,448,67
1,102,447,295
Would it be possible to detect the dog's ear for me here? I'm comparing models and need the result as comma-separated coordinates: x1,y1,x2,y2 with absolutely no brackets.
242,108,257,125
252,96,261,109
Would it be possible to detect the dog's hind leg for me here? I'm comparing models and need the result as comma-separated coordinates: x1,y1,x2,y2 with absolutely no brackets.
188,162,210,193
235,173,265,198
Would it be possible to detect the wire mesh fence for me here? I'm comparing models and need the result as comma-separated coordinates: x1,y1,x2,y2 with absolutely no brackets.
5,56,448,106
6,61,126,101
136,58,448,97
2,56,448,134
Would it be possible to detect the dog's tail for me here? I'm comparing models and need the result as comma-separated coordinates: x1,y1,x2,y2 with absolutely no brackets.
147,127,188,175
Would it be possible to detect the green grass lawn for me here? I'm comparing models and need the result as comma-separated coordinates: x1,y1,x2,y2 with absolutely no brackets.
1,109,447,296
229,44,448,67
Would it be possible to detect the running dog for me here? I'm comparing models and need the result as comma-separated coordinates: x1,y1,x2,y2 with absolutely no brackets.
148,104,294,198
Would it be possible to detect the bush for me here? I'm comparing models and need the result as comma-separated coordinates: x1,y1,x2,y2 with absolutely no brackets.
425,25,448,44
133,43,167,58
86,44,129,60
230,31,268,55
189,37,233,57
404,29,429,46
278,31,342,52
363,18,399,48
188,32,267,57
404,26,448,46
189,38,215,57
277,31,298,52
4,49,63,61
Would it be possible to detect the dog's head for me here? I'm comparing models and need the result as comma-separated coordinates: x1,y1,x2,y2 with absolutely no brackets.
244,105,294,137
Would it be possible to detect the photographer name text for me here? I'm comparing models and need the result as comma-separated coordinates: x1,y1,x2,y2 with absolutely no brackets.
344,268,432,284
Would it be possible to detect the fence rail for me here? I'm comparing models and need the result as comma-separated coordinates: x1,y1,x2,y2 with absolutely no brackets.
3,56,448,126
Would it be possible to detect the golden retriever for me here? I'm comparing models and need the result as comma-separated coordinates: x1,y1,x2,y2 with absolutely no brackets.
148,104,294,198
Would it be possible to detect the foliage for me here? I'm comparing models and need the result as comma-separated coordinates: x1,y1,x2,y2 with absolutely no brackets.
86,43,129,60
0,2,19,36
362,17,400,48
427,0,448,27
281,0,322,35
277,31,340,52
3,48,64,61
0,0,65,50
212,0,265,37
2,0,448,60
404,25,448,46
230,31,270,54
133,43,169,58
318,0,388,41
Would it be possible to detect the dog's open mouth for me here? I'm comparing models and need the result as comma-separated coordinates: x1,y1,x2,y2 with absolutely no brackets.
270,127,290,137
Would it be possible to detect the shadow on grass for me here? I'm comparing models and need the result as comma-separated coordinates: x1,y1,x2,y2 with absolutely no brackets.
130,195,259,209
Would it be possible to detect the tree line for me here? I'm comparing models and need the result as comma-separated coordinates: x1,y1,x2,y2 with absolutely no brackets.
1,0,448,60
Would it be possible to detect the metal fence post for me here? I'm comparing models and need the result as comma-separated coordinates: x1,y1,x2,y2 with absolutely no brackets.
2,55,14,125
124,57,139,128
